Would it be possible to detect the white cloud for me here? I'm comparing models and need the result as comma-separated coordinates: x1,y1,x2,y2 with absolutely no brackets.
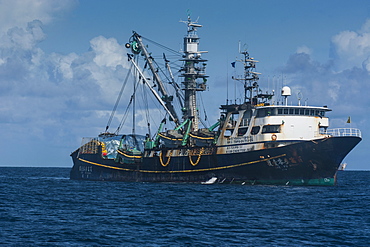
359,19,370,33
91,36,128,68
50,52,79,80
296,45,312,55
327,80,341,102
331,19,370,71
0,0,77,32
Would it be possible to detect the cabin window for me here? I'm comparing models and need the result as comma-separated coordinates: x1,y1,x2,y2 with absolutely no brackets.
257,109,267,117
226,113,239,128
262,125,281,134
266,107,327,116
256,108,277,118
240,118,249,127
241,111,251,125
238,128,248,136
224,129,233,137
251,126,260,135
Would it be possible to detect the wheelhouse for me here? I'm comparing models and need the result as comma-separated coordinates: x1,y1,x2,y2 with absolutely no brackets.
256,106,330,118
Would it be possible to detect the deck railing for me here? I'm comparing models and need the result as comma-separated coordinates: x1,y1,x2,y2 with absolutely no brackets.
320,128,362,138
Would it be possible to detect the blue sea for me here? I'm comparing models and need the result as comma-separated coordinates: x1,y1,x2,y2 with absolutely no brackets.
0,168,369,246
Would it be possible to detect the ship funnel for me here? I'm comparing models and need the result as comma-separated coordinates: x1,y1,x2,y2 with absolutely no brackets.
281,86,291,106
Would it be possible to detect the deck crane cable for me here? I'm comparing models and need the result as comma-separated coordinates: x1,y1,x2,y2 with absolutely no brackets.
140,65,175,138
137,43,184,124
199,93,209,125
105,63,134,133
141,35,192,122
115,71,142,134
140,76,152,137
135,63,170,138
147,54,185,109
197,93,208,128
141,36,182,56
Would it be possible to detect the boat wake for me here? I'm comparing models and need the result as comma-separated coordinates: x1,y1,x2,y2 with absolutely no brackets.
201,177,217,184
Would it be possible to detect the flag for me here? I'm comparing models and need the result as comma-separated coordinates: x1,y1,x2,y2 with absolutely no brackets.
231,62,236,68
347,117,351,123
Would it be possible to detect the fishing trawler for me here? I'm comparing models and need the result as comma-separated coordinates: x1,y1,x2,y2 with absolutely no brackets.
70,16,362,185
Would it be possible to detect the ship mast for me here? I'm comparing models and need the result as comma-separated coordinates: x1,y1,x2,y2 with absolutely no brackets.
180,16,208,131
232,48,261,105
231,46,274,105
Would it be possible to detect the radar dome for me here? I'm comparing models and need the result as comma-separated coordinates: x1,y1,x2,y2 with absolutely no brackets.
281,86,291,96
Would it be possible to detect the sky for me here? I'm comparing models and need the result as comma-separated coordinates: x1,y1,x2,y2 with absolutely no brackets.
1,0,370,170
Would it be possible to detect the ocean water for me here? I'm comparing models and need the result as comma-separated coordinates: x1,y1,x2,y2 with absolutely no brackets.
0,168,369,246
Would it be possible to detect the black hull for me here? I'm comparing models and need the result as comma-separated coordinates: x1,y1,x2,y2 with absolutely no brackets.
70,136,361,185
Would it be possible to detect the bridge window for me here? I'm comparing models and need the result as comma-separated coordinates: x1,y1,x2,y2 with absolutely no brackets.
256,108,275,118
251,126,261,135
238,128,248,136
241,110,252,126
262,125,281,134
266,108,327,117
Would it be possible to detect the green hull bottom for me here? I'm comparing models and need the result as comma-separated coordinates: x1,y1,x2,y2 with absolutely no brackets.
235,177,336,186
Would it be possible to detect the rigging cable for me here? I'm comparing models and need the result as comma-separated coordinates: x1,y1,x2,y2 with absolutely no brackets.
140,77,152,137
141,64,171,139
198,92,209,128
115,94,133,134
105,63,134,133
152,55,184,101
199,93,209,123
115,68,142,134
141,36,182,56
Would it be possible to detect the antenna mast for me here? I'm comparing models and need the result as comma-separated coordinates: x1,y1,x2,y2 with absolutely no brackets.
232,47,261,105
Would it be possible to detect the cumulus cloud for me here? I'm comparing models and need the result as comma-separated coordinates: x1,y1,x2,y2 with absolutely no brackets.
0,0,76,32
91,36,128,68
331,19,370,72
296,45,312,55
281,53,370,107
